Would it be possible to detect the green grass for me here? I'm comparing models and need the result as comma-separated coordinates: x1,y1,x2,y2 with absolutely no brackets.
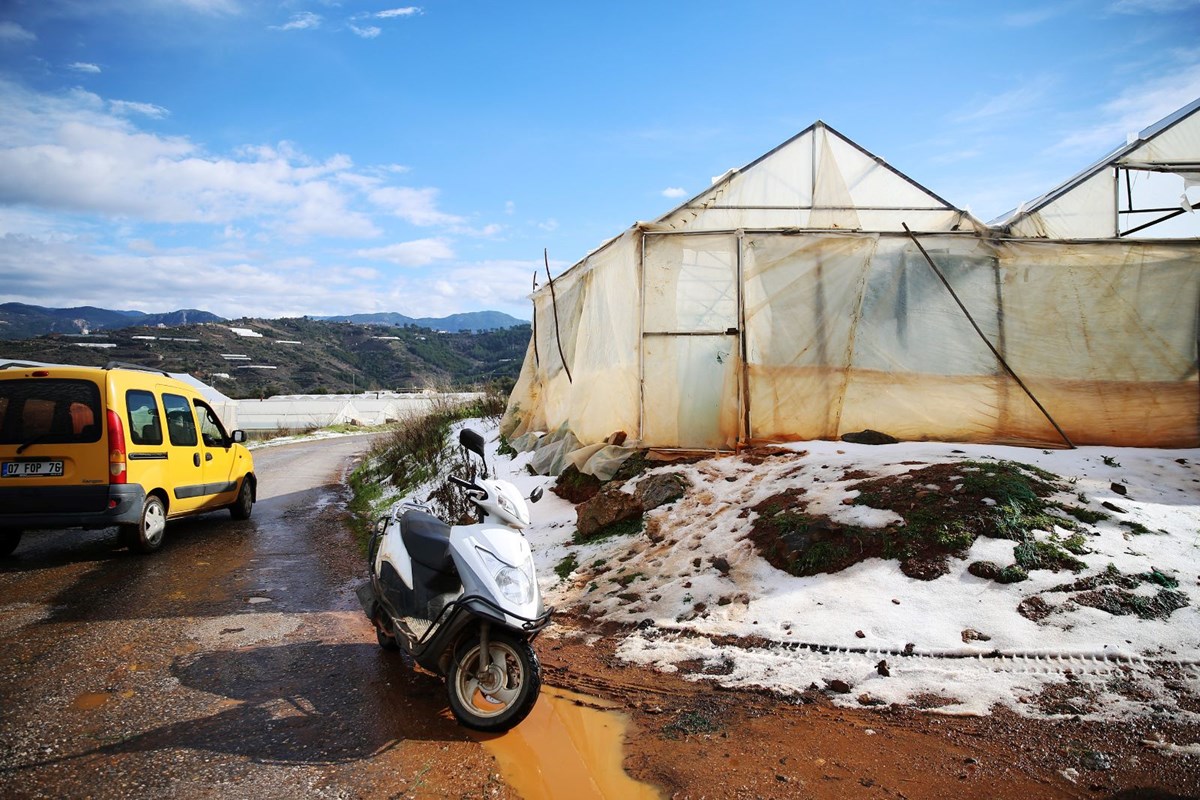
574,516,644,544
554,553,579,581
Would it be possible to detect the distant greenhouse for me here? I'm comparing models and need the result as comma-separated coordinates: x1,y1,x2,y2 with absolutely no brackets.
229,391,482,432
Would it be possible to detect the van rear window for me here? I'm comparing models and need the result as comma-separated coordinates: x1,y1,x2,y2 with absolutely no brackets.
0,379,103,445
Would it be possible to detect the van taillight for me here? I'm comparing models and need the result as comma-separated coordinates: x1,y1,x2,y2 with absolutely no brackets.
107,409,127,484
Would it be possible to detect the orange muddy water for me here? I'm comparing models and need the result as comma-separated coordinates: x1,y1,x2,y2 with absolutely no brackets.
477,686,662,799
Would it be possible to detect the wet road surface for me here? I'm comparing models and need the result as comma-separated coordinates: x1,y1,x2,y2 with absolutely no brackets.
0,436,516,799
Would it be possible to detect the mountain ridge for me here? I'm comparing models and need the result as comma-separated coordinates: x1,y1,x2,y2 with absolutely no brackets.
0,303,527,340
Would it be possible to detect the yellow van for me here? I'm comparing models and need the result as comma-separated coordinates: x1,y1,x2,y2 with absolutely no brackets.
0,361,255,555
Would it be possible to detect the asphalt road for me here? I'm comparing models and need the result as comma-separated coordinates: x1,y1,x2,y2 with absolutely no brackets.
0,435,516,800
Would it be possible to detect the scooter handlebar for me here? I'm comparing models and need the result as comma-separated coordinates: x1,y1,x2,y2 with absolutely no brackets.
448,475,477,490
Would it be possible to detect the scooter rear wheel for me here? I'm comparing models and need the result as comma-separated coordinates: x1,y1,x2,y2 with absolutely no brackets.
446,631,540,732
376,625,400,651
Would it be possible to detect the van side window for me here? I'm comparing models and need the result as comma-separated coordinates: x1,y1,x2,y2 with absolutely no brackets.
194,401,228,447
161,393,198,447
126,390,163,446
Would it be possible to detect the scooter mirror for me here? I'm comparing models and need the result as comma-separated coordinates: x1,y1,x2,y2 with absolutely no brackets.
459,428,486,459
529,486,543,504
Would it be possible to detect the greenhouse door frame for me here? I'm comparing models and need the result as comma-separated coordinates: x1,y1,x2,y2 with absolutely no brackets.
638,230,749,450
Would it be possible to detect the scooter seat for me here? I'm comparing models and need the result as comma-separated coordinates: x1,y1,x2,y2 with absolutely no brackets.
401,509,454,573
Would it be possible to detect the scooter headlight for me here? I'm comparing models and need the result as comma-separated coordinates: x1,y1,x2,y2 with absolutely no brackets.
476,547,534,605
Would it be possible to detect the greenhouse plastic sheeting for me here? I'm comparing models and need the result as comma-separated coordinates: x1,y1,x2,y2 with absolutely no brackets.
502,111,1200,465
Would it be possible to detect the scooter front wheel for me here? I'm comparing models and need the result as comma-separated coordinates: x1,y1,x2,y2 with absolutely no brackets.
446,631,541,732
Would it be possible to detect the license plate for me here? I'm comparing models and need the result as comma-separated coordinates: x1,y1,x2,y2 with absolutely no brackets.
2,460,64,478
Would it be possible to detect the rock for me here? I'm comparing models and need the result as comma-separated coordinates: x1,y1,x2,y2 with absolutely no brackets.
824,679,853,694
552,464,603,504
1102,501,1127,514
840,429,899,445
634,472,690,511
968,560,1002,580
961,628,992,643
876,660,890,677
902,643,915,656
710,555,732,576
857,693,886,706
1017,595,1054,622
575,486,644,539
901,555,949,581
1080,751,1112,771
855,630,866,639
1110,482,1127,496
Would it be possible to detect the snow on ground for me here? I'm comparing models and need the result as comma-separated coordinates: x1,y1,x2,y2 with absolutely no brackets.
394,419,1200,724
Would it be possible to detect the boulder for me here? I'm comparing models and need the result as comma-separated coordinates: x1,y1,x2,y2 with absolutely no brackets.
840,429,899,445
576,485,644,540
634,472,690,511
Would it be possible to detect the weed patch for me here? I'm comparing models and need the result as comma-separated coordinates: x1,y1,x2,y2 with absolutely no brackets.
576,516,644,544
555,553,579,581
749,460,1101,581
346,388,507,550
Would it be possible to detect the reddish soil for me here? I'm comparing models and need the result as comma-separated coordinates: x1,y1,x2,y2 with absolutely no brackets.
539,612,1200,800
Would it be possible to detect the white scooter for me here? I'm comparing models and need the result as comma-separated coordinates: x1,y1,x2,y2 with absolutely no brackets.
356,428,550,732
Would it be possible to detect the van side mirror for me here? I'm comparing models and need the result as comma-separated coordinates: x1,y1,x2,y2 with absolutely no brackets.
232,430,246,444
529,486,543,504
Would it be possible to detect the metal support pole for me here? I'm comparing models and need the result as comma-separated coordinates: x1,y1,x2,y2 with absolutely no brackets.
544,249,573,384
902,223,1074,449
530,272,540,368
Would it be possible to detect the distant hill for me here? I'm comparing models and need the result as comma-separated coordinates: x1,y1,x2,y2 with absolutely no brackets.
0,303,529,339
0,316,530,399
319,310,528,332
0,303,224,340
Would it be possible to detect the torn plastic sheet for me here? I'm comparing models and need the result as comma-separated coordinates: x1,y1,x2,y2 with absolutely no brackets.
512,425,637,480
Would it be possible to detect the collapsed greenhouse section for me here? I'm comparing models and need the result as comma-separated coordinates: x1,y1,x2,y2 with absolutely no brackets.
501,100,1200,475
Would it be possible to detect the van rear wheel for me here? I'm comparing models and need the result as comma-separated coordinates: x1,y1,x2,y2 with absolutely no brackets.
0,529,21,558
120,495,167,553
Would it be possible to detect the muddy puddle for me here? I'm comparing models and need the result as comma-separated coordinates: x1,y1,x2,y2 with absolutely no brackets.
477,686,662,799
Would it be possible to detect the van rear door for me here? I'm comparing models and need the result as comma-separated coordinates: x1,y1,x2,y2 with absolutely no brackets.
0,372,109,513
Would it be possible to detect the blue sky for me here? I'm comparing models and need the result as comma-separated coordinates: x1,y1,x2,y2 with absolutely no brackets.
0,0,1198,322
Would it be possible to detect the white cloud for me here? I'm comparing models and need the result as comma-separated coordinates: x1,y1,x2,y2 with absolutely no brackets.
0,22,36,43
368,186,463,226
1002,7,1062,27
1054,60,1200,154
170,0,242,14
376,7,422,18
0,79,375,239
109,99,169,118
355,237,454,266
953,84,1048,123
1109,0,1200,12
272,11,321,31
505,200,515,215
351,24,381,38
661,187,687,198
68,62,102,74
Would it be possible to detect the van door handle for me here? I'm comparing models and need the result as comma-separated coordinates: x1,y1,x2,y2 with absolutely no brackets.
193,453,200,467
205,453,213,462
